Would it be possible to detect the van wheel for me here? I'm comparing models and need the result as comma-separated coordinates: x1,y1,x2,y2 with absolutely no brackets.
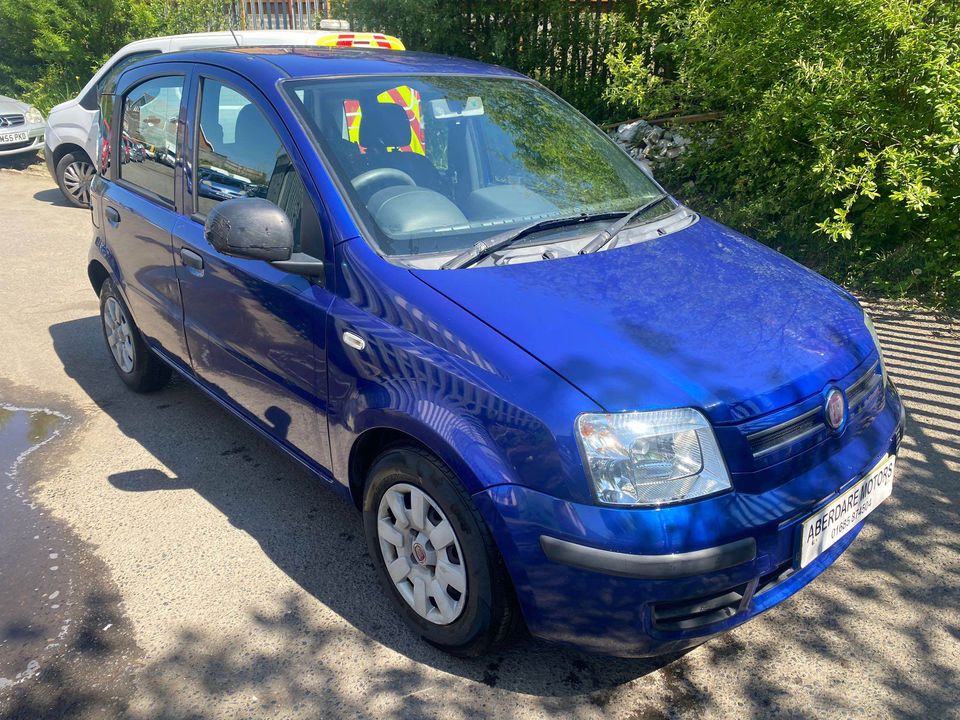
363,445,517,656
56,151,95,208
99,278,171,393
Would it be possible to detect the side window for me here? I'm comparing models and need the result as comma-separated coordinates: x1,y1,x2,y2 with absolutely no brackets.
196,79,312,253
119,75,183,203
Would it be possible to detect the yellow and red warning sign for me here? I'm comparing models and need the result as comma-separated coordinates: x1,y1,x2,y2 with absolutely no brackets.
316,33,406,51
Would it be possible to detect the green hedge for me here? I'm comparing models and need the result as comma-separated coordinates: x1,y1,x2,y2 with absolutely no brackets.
606,0,960,307
0,0,233,113
336,0,643,123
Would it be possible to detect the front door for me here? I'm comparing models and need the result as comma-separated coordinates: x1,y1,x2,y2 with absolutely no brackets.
173,73,334,470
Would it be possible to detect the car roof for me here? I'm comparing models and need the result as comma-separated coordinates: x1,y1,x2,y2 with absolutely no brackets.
130,46,527,83
120,30,346,52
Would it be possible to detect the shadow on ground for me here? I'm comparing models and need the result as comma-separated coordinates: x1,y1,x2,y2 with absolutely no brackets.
2,588,139,720
31,188,76,209
0,154,44,173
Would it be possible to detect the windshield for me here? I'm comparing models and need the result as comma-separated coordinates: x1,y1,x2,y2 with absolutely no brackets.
283,75,665,259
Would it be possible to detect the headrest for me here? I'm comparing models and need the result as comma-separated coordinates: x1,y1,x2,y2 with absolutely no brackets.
235,104,268,145
358,102,411,150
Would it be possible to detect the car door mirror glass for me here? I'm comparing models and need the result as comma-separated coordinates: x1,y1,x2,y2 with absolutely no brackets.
204,197,293,262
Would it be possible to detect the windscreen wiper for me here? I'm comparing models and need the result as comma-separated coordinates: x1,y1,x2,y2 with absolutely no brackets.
441,212,622,270
578,193,671,255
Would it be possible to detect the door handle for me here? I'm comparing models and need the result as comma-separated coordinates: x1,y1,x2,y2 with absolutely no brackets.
105,206,121,224
180,248,204,271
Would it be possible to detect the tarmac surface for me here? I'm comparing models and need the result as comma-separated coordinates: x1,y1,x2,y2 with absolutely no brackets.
0,159,958,719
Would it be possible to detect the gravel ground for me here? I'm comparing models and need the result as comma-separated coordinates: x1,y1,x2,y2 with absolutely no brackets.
0,161,958,719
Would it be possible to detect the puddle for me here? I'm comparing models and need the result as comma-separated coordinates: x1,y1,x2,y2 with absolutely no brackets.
0,402,140,717
0,404,71,688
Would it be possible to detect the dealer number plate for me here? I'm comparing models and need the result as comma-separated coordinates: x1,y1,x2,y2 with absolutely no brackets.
798,454,895,568
0,131,28,144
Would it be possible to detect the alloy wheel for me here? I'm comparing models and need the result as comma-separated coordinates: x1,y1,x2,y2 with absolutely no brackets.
376,482,468,625
103,296,135,373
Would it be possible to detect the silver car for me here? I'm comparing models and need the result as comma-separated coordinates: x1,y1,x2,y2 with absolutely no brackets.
0,95,44,158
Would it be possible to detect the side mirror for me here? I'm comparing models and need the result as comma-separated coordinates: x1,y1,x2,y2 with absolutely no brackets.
204,198,293,262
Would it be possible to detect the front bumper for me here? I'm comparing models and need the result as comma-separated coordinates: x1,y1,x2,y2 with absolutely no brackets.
475,382,905,656
0,127,44,157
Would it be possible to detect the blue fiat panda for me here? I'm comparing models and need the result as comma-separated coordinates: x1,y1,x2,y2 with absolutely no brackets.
88,46,905,657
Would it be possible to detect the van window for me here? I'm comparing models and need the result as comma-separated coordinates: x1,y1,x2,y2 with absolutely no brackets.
82,51,161,110
119,75,183,204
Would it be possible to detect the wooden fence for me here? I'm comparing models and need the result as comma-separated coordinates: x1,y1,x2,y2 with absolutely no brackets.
233,1,331,30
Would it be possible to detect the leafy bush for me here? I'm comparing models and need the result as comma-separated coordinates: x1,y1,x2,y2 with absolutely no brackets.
0,0,232,113
0,0,157,112
607,0,960,306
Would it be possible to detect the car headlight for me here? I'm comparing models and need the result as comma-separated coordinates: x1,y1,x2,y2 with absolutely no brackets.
25,106,43,124
576,408,732,506
863,311,888,386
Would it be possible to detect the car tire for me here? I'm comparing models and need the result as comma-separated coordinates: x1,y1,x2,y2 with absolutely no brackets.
99,278,172,393
56,150,96,208
363,445,517,656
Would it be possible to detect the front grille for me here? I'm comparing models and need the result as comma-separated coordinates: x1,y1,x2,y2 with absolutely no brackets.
651,584,747,632
745,361,881,459
0,113,25,128
0,139,34,150
651,559,795,633
847,361,881,408
748,406,823,457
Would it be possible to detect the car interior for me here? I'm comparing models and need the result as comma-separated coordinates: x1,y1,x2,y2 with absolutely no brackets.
294,83,561,252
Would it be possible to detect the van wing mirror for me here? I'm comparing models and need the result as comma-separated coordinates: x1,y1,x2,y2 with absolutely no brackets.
204,198,293,262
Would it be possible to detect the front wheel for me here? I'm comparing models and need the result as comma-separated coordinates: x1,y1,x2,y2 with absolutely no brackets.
56,151,95,208
99,279,171,393
363,446,517,656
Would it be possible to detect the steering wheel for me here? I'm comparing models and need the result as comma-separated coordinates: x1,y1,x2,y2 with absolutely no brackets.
351,167,416,195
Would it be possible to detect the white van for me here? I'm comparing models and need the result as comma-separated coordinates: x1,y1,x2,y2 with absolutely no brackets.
44,29,404,206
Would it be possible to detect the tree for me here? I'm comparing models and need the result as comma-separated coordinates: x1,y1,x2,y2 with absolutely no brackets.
0,0,231,113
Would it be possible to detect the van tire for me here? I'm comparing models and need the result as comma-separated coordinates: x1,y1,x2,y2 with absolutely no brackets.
56,151,95,208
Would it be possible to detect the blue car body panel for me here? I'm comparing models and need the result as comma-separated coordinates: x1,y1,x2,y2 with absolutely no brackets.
412,216,873,425
324,236,603,501
173,215,337,467
99,179,192,368
87,47,906,656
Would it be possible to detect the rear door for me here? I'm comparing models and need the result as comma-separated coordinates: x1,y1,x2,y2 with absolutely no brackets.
173,70,334,470
100,63,191,369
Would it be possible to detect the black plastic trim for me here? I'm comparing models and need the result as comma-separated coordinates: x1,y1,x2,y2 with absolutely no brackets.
539,535,757,580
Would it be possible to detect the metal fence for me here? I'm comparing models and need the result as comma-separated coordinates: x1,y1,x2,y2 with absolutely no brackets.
234,1,331,30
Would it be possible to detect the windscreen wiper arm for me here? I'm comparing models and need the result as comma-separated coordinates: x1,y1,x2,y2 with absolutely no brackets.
578,193,671,255
441,213,621,270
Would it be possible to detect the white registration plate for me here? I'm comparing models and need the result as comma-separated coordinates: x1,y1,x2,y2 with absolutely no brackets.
0,131,28,144
798,454,895,568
